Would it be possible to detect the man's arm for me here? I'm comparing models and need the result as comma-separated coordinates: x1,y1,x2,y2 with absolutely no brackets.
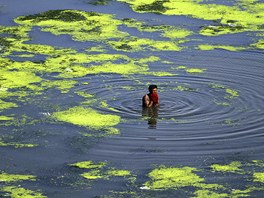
144,94,153,107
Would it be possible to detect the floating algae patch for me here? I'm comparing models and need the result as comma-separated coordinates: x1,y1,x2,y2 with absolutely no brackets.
14,10,127,42
0,186,47,198
0,70,42,89
225,88,239,99
0,139,37,148
122,18,192,39
0,116,13,121
0,25,75,56
176,66,206,74
41,80,77,94
193,189,228,198
0,99,17,111
118,0,264,36
251,39,264,50
211,161,242,173
198,44,246,51
52,106,120,131
108,37,182,52
0,172,36,183
71,160,107,169
71,160,132,181
143,166,205,190
253,172,264,183
45,53,164,78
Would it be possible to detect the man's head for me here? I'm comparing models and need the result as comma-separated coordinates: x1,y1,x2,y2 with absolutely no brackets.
148,84,158,94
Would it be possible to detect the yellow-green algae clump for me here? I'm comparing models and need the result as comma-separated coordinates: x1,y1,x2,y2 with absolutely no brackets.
176,66,206,74
118,0,264,39
211,161,242,173
71,160,132,181
52,106,120,131
13,10,190,52
0,139,37,148
1,186,47,198
14,10,127,42
0,172,46,197
143,166,205,189
0,172,36,182
198,44,246,52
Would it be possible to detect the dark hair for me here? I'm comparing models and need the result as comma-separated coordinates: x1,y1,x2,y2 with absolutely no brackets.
148,84,158,93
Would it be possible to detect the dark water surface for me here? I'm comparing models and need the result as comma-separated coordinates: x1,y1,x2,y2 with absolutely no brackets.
0,0,264,197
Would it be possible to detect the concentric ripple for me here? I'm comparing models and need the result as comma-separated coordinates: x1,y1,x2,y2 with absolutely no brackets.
76,50,264,156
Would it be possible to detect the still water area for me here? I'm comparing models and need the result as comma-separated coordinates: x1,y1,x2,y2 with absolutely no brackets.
0,0,264,197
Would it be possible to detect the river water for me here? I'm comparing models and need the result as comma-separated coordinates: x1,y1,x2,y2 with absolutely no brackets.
0,0,264,197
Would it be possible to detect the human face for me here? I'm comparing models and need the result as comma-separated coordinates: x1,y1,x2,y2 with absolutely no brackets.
152,88,158,93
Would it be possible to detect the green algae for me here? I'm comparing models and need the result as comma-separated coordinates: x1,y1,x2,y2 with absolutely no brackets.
198,44,246,51
253,172,264,183
71,160,132,182
0,70,42,89
108,37,182,52
75,91,94,98
0,186,47,198
71,160,107,169
0,99,18,111
43,53,159,78
174,85,196,92
41,80,76,94
52,106,120,130
176,66,206,73
225,88,239,98
15,10,127,42
105,169,131,177
118,0,264,37
193,189,228,198
0,116,13,121
81,170,104,180
251,39,264,49
0,140,37,148
100,101,120,112
0,172,36,183
211,161,242,173
143,166,204,190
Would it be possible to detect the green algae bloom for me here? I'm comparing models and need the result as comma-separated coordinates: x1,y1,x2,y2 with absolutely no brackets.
108,37,182,52
253,172,264,183
52,106,120,130
105,169,131,177
251,39,264,50
198,44,246,51
41,80,77,94
118,0,264,37
143,166,204,190
0,100,18,111
0,140,37,148
15,10,127,42
71,160,131,181
176,66,206,73
71,160,107,169
0,70,42,89
193,189,228,198
211,161,242,173
0,116,13,121
225,88,239,98
174,85,196,92
1,186,47,198
0,172,36,183
82,170,104,180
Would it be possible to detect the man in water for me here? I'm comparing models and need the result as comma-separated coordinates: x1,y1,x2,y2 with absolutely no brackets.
142,84,159,107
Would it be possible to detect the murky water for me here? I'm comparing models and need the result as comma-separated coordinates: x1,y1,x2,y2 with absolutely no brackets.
0,0,264,197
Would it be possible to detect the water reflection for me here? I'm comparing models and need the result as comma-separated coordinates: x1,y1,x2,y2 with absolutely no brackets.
142,106,159,129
